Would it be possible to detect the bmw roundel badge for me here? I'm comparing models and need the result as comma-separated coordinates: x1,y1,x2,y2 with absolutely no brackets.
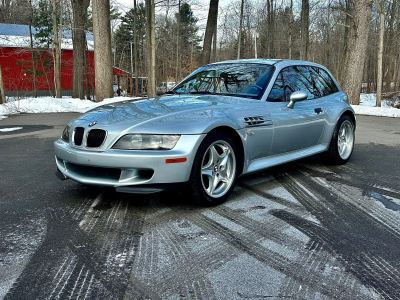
89,121,98,127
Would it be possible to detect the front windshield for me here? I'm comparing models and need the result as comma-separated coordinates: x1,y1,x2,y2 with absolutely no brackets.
171,63,275,100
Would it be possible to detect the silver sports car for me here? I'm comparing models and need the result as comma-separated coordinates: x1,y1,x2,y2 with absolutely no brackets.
55,59,355,205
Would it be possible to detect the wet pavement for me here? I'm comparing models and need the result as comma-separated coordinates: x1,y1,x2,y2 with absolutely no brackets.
0,113,399,300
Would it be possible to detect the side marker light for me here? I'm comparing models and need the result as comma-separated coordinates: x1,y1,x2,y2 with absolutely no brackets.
165,158,187,164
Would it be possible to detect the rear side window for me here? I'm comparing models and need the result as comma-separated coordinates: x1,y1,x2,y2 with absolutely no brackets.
311,67,339,97
282,66,315,100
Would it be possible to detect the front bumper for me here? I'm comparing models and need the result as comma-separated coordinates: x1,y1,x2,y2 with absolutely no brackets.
54,134,205,192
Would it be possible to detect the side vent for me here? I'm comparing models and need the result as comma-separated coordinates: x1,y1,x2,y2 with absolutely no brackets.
238,115,273,127
244,116,266,126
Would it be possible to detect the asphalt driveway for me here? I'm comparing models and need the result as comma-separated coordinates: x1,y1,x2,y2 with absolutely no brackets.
0,113,399,300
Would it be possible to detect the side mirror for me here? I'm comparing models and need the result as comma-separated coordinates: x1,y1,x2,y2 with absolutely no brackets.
287,91,308,109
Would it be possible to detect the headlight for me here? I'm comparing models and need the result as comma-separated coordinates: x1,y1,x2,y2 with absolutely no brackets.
61,126,70,142
112,134,180,150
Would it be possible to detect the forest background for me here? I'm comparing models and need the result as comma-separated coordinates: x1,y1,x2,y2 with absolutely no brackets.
0,0,398,107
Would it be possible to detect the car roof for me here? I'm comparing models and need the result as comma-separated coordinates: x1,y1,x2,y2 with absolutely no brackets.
208,59,326,69
208,59,282,65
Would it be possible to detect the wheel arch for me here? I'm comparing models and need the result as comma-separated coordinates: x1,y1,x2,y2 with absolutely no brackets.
341,109,356,130
205,126,245,176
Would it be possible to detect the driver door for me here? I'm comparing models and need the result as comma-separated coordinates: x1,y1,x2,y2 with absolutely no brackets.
266,66,326,155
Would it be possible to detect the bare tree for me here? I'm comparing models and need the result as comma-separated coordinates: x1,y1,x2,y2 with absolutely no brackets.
134,0,138,96
92,0,114,102
202,0,219,65
0,61,5,104
175,0,181,83
288,0,293,59
375,0,384,107
342,0,373,105
52,0,62,98
237,0,244,59
146,0,156,97
266,0,274,58
72,0,90,99
300,0,309,60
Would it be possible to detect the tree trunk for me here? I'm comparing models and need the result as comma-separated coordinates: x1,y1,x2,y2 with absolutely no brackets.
134,0,138,96
386,0,397,85
52,0,62,98
326,0,331,69
175,0,180,83
202,0,219,65
395,50,400,91
254,32,257,58
84,41,91,100
268,0,274,58
212,21,217,62
237,0,244,59
288,0,293,59
0,60,6,104
340,0,352,82
145,0,156,98
29,0,37,98
342,0,373,105
92,0,114,102
300,0,309,60
375,0,384,107
72,0,90,99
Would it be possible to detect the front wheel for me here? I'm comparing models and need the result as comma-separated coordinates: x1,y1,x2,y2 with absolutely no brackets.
320,115,355,164
189,132,239,205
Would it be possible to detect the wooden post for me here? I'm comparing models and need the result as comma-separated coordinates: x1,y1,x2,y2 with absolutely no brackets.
117,75,120,96
130,76,133,97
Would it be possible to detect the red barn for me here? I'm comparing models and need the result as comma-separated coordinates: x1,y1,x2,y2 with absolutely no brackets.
0,23,130,98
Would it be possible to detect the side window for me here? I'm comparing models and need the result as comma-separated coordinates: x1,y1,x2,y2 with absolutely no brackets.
267,72,285,102
282,66,315,100
310,67,339,97
318,68,339,94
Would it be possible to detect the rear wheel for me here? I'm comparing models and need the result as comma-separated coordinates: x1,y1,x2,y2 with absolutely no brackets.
189,132,239,205
320,115,355,164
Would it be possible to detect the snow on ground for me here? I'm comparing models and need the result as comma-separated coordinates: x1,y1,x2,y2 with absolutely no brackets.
0,93,399,121
0,96,140,119
0,127,23,132
351,93,400,118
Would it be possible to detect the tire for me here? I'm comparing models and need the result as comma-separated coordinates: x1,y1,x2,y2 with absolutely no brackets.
189,131,239,206
320,115,355,164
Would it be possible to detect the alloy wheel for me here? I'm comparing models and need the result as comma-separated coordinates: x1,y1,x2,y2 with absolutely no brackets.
338,120,354,160
200,140,236,198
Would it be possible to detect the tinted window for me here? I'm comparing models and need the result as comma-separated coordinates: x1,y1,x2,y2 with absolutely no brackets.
311,67,339,97
282,66,314,100
172,63,275,100
267,72,285,102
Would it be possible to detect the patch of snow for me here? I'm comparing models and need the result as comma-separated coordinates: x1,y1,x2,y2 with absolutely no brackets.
353,93,400,117
359,93,399,108
351,105,400,118
0,127,23,132
0,115,7,120
0,96,141,120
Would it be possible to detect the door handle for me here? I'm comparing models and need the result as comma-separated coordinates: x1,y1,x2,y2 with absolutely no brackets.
314,108,323,114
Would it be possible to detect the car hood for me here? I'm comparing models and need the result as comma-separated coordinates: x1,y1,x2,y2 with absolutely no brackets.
71,94,254,134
